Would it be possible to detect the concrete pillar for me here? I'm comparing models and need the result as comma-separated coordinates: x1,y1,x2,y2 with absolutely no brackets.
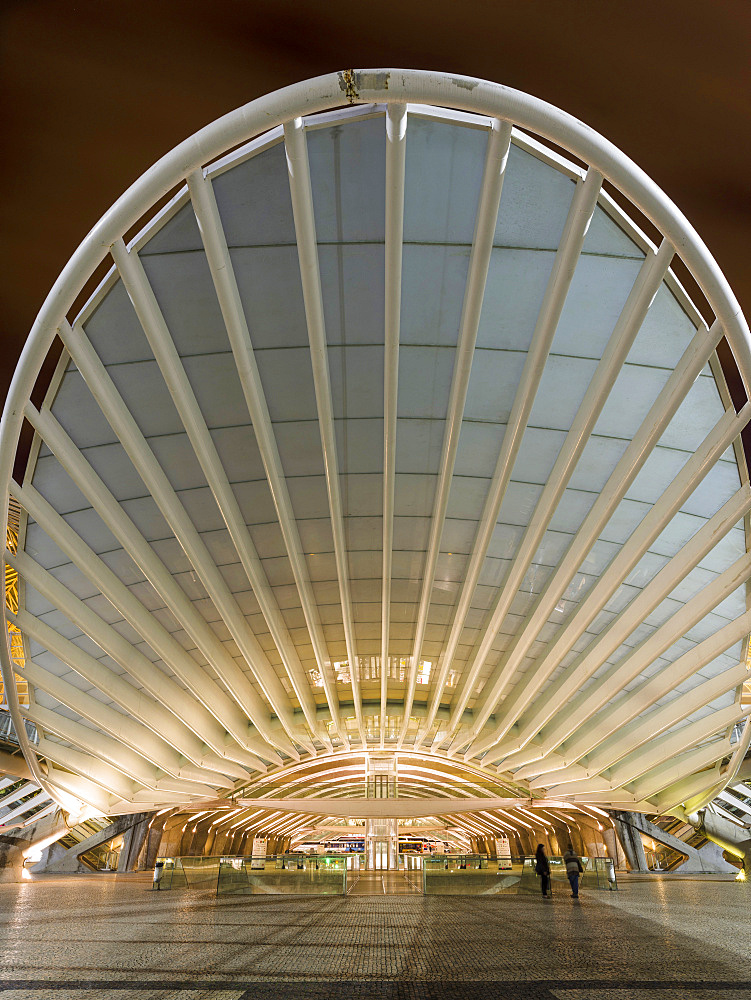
518,830,535,856
546,820,568,856
576,816,604,858
611,811,649,871
0,813,68,882
603,826,627,868
687,808,751,872
154,816,188,859
138,816,171,871
610,810,736,874
117,816,149,872
42,812,149,874
203,826,217,856
570,825,587,856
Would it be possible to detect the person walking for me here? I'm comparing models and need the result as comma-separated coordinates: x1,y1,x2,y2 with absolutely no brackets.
535,843,551,898
563,843,584,898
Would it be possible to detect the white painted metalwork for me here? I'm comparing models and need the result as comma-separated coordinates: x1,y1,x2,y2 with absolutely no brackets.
380,103,407,747
419,165,601,742
408,118,514,747
1,70,749,824
110,237,321,748
459,318,726,742
187,166,341,749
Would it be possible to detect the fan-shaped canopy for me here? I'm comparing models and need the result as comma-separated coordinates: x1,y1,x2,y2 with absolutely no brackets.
2,70,750,825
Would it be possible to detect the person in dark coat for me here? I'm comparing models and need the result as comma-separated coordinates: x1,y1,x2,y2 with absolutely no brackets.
563,843,584,898
535,843,551,898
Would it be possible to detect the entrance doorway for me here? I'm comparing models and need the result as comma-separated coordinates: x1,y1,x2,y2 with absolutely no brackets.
366,819,398,870
365,757,399,870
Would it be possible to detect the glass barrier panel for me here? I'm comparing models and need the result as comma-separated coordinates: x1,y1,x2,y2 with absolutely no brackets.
521,856,617,894
154,857,186,890
424,855,618,895
216,854,347,895
400,853,423,873
180,856,221,889
155,852,615,897
592,856,618,890
423,855,526,895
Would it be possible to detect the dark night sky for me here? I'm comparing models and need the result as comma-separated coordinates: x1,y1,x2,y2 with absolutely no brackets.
2,0,750,409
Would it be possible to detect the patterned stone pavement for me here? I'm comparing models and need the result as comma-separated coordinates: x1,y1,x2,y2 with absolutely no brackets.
0,872,748,999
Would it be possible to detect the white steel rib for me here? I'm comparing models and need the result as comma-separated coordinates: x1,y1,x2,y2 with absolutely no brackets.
448,238,673,743
407,118,514,747
110,237,322,747
282,119,355,748
380,103,407,747
1,70,749,822
417,165,602,745
187,167,341,749
458,318,725,743
466,406,751,760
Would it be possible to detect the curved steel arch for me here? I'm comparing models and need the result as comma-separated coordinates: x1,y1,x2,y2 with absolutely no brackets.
2,69,750,814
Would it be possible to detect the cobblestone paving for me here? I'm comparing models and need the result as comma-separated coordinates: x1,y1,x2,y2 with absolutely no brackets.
0,873,747,999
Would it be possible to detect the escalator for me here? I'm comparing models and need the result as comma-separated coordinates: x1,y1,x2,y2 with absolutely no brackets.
639,776,751,872
54,816,115,870
644,815,709,871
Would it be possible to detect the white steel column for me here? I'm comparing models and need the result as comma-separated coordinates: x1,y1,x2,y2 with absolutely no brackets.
466,402,751,759
450,238,673,742
22,401,295,758
463,319,724,739
110,238,322,746
399,119,514,745
537,631,751,781
532,549,751,762
36,739,138,803
283,115,365,747
56,319,307,753
16,655,255,781
634,740,732,803
23,705,221,796
545,706,746,797
379,103,407,747
8,549,247,764
11,477,271,760
496,476,751,760
188,167,344,746
416,164,602,745
12,609,261,775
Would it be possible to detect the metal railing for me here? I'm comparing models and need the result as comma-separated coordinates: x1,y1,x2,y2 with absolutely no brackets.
0,711,38,747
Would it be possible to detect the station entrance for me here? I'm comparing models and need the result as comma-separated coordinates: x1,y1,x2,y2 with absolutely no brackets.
364,757,399,870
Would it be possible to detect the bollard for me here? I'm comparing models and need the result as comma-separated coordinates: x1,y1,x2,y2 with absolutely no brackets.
605,857,616,890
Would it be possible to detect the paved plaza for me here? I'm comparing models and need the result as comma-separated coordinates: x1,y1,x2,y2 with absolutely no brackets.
0,873,748,999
